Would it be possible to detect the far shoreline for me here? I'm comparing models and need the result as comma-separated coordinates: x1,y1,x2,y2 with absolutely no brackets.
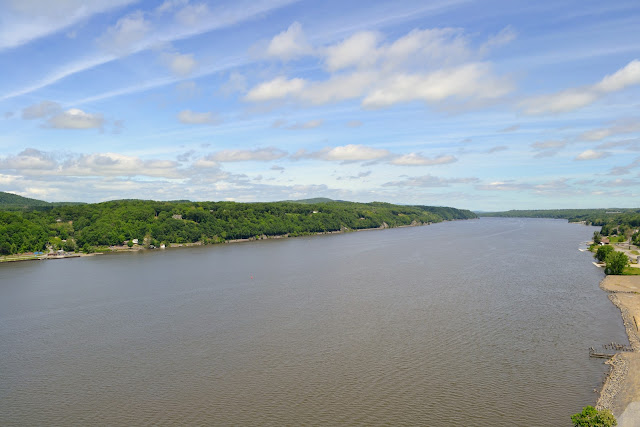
1,218,468,264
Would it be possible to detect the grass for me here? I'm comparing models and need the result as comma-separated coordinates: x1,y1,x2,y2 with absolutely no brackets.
0,254,44,262
631,250,640,255
623,266,640,275
608,235,627,243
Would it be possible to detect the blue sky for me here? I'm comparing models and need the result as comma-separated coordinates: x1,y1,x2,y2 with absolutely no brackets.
0,0,639,210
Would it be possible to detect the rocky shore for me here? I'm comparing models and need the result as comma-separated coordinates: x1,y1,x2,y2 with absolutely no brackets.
597,276,640,425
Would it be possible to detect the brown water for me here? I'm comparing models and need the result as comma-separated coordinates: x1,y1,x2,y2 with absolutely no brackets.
0,218,627,426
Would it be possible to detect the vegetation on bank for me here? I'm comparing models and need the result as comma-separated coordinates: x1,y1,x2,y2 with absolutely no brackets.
571,405,617,426
0,192,476,255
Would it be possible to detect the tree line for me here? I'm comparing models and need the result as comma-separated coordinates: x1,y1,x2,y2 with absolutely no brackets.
0,197,476,255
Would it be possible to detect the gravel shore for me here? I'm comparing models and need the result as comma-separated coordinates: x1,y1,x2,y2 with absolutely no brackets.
597,276,640,425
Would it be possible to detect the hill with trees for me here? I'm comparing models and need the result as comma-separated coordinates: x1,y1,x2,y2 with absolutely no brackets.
0,195,476,255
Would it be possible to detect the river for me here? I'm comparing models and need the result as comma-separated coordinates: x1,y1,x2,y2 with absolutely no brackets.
0,217,628,426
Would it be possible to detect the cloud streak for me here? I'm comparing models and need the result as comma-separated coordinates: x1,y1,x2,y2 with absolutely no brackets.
521,59,640,114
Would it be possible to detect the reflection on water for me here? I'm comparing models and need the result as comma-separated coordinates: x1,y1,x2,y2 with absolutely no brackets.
0,218,627,426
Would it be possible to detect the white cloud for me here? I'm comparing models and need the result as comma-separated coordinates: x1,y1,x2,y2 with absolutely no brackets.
362,63,510,109
325,31,380,71
287,119,323,130
0,0,135,50
479,25,517,55
65,153,181,177
499,124,520,132
156,0,188,15
297,144,391,162
245,26,513,109
0,148,57,170
531,140,567,150
207,147,287,162
220,72,247,95
522,59,640,114
174,2,211,26
21,101,61,119
579,119,640,141
48,108,104,129
390,153,457,166
0,149,182,178
575,149,610,160
593,59,640,92
177,110,219,125
175,81,200,99
476,181,532,191
266,22,312,61
383,174,478,187
163,51,198,76
298,71,377,105
97,10,151,55
245,77,306,101
486,146,508,154
1,0,299,101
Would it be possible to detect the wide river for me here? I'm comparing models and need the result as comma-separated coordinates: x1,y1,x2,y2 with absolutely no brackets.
0,217,628,426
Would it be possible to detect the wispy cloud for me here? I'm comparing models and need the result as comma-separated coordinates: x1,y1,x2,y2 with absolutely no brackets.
383,174,477,187
294,144,391,162
575,149,610,160
0,0,135,50
48,109,105,130
389,153,457,166
177,110,219,125
206,147,287,162
0,0,298,101
521,59,640,114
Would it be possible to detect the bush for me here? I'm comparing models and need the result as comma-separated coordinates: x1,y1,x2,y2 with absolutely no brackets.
571,405,616,426
605,251,629,275
595,245,614,262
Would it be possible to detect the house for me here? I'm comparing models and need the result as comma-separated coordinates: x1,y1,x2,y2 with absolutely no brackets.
601,237,610,245
132,239,139,244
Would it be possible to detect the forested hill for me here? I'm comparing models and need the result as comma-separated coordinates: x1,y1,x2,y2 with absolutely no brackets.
0,198,476,255
0,191,83,211
0,191,52,210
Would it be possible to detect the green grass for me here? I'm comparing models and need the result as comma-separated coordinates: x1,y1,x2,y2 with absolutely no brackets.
608,235,627,243
622,267,640,275
631,250,640,255
0,254,44,262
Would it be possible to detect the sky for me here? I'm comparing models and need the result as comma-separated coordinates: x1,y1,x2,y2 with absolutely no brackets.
0,0,639,211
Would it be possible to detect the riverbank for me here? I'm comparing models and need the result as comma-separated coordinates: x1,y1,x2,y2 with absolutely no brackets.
0,219,441,263
597,275,640,425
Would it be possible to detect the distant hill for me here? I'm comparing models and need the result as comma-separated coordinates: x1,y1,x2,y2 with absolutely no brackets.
0,191,83,211
0,191,51,209
285,197,343,204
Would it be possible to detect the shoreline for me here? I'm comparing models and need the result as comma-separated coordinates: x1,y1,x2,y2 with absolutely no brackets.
0,219,452,263
597,275,640,425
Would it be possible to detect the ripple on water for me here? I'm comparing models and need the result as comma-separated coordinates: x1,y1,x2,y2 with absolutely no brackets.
0,218,628,426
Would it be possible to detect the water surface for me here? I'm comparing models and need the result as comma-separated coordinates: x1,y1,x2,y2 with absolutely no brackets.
0,218,627,425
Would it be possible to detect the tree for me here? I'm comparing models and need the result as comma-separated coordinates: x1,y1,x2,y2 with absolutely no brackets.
593,231,602,245
595,245,614,262
571,405,616,426
605,251,629,275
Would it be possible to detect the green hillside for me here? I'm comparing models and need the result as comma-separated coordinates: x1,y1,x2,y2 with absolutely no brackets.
0,198,477,255
0,191,52,209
